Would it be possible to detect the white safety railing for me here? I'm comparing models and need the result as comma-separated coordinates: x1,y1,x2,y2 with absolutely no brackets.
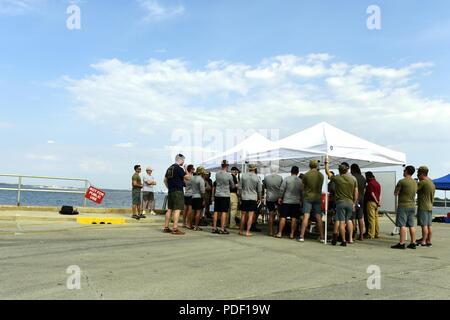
0,174,91,207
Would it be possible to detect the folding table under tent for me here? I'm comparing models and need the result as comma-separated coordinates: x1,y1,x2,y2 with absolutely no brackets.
202,132,277,173
433,174,450,210
246,122,407,244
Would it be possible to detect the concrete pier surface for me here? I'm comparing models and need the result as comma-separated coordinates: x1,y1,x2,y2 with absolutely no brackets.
0,208,449,300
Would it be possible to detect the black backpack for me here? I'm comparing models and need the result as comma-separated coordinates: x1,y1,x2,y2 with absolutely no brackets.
59,206,79,215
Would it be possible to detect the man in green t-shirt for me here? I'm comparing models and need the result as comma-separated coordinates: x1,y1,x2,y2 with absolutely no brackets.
392,165,418,250
131,165,143,220
325,157,358,247
299,160,325,243
416,166,436,248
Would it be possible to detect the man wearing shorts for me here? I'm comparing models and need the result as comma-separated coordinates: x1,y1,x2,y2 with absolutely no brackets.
191,166,206,231
183,165,195,229
325,158,357,247
416,166,436,248
142,166,157,217
163,154,189,235
131,165,143,220
392,165,418,249
276,166,302,240
299,160,325,243
238,164,262,237
211,160,235,234
262,165,283,236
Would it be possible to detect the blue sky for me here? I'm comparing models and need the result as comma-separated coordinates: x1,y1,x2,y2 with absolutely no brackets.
0,0,449,190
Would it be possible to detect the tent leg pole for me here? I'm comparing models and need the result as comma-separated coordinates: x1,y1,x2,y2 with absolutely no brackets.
323,156,328,245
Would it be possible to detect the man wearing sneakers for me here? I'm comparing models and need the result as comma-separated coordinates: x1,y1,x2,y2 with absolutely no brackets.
325,159,358,246
191,166,206,231
276,166,303,240
392,165,418,249
262,165,283,236
238,164,262,237
163,154,190,235
211,160,235,234
416,166,436,248
131,165,143,220
299,160,325,243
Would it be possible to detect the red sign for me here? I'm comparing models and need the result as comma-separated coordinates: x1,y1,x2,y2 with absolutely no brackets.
85,186,106,204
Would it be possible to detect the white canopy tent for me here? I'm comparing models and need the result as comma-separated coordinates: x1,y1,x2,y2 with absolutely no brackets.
247,122,406,170
203,133,277,172
246,122,406,244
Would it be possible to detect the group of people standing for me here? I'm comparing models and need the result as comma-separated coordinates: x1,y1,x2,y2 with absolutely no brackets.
132,154,437,249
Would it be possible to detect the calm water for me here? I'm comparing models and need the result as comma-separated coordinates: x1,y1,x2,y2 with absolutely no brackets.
0,183,166,209
0,183,449,213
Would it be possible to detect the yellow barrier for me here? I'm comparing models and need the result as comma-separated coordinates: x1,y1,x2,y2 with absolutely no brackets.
77,217,126,225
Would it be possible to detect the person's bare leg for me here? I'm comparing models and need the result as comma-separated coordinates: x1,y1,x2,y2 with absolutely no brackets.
277,218,286,237
300,213,310,239
246,212,254,236
132,205,137,217
400,226,407,244
165,209,172,229
421,226,428,245
173,210,181,230
339,222,346,243
290,218,297,239
427,227,432,244
183,206,188,226
409,227,416,244
239,213,247,235
186,206,192,227
359,218,365,238
347,220,354,243
352,219,356,235
316,214,324,241
220,212,227,231
212,212,218,230
194,210,201,228
268,212,275,236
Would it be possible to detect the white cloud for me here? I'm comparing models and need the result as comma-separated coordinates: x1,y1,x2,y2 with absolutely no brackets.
138,0,184,22
62,53,450,179
64,54,450,133
0,0,45,15
47,140,55,144
113,142,136,148
26,154,58,161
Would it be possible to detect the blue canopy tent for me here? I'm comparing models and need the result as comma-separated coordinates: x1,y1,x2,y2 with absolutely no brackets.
433,174,450,209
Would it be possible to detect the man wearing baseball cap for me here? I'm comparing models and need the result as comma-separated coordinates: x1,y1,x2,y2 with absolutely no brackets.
211,160,235,234
299,160,325,243
325,158,358,246
238,163,262,237
392,165,418,249
416,166,436,248
142,166,157,217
